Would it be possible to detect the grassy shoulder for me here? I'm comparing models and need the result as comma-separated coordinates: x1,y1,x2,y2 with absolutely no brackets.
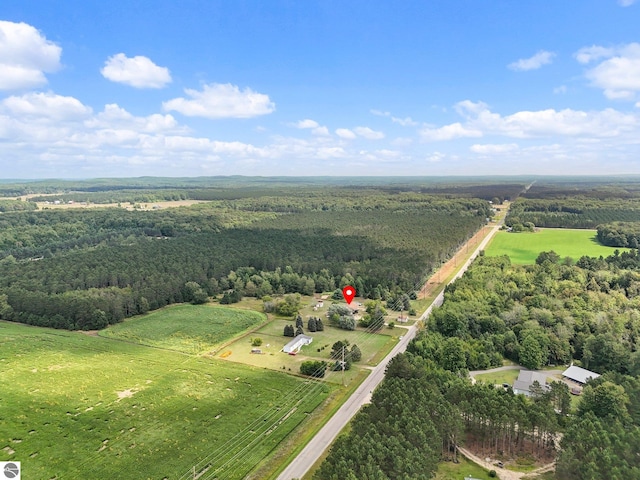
255,371,367,480
485,228,629,264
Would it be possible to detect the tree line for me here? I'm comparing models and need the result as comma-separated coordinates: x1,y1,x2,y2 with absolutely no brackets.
596,221,640,247
507,182,640,229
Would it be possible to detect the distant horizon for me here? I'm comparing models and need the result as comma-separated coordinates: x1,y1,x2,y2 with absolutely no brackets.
4,173,640,185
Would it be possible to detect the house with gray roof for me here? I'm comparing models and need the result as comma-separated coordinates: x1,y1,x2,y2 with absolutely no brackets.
513,370,549,396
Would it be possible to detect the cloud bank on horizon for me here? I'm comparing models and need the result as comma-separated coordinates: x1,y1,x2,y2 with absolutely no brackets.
0,1,639,178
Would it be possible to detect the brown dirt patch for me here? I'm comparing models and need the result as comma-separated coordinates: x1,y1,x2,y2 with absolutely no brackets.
418,226,492,300
116,388,138,400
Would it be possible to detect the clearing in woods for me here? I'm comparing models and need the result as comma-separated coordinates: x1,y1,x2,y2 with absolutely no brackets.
484,228,629,264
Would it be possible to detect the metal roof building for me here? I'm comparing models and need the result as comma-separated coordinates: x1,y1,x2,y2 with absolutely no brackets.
513,370,549,396
562,365,600,385
282,334,313,354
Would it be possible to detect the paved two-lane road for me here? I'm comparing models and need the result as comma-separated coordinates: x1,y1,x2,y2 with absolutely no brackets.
276,222,502,480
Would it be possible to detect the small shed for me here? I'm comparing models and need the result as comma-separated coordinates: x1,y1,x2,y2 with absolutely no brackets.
562,365,600,385
282,334,313,354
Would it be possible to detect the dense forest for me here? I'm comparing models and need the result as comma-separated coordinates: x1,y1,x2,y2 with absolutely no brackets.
0,182,499,330
597,221,640,247
318,251,640,479
425,252,640,373
506,181,640,229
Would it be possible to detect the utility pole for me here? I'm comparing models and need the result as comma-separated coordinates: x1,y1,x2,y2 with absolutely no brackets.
341,345,345,386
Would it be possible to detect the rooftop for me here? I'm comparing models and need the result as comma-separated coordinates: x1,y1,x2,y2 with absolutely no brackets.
562,365,600,384
513,370,548,394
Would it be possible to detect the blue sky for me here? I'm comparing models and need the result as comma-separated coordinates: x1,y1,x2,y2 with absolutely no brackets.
1,0,639,178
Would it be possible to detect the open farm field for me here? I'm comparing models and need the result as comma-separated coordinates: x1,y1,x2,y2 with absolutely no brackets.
36,199,208,210
484,228,629,264
99,304,265,354
0,321,329,479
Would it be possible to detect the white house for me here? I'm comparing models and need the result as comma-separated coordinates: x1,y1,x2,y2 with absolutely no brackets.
282,334,313,354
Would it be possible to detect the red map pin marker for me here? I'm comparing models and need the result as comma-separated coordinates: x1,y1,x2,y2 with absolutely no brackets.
342,285,356,304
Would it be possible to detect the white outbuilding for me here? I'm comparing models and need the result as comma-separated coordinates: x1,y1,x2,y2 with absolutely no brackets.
282,334,313,354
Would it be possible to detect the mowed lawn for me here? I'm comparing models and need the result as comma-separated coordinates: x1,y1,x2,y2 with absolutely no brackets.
473,368,520,386
435,456,493,479
0,321,328,480
100,304,265,353
485,228,629,264
216,318,399,384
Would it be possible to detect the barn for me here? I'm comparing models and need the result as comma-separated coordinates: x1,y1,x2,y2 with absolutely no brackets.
282,334,313,354
562,365,600,385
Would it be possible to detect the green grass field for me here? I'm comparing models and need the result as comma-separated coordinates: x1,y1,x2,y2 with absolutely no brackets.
0,320,329,479
434,456,493,479
100,304,265,354
485,228,629,264
473,368,520,386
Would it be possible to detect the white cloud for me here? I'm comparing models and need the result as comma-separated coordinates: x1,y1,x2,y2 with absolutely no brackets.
553,85,567,94
426,152,445,163
295,119,319,129
312,126,330,136
391,116,418,127
581,43,640,100
163,83,275,119
0,21,61,90
86,104,182,133
0,92,92,121
618,0,637,6
422,100,639,141
454,100,489,117
336,128,356,139
420,122,483,141
316,146,346,159
293,119,329,136
508,50,555,71
371,109,418,126
101,53,171,89
470,143,519,154
354,126,385,139
575,45,615,64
